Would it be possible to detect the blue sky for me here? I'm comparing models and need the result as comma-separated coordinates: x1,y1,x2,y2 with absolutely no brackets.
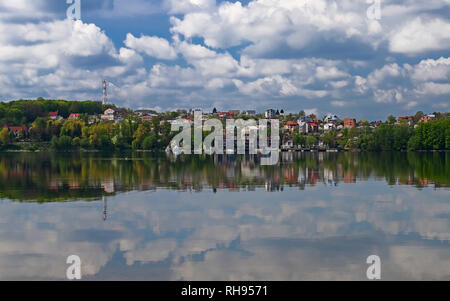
0,0,449,120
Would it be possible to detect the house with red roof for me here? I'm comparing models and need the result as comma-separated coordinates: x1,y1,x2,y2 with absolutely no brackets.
3,125,28,136
68,113,80,119
48,111,62,120
398,116,414,125
101,108,121,122
298,121,318,133
307,122,318,132
419,114,436,123
284,120,298,133
217,112,235,120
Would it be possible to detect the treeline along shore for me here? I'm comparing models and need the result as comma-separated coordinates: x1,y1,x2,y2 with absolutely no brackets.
0,98,449,152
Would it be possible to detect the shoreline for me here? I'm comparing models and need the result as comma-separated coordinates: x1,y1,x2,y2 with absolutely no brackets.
0,149,448,153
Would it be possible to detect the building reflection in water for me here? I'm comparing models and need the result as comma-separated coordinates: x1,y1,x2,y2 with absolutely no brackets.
0,152,446,202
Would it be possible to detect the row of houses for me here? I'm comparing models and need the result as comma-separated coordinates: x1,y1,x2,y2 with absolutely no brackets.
1,108,124,135
397,114,436,125
283,113,436,134
283,115,356,134
47,108,126,123
172,108,286,119
160,110,439,136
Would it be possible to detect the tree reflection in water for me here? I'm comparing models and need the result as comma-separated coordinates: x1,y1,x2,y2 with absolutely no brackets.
0,151,448,202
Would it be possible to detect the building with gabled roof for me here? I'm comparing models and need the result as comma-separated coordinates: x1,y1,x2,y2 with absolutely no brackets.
68,113,80,119
48,111,62,120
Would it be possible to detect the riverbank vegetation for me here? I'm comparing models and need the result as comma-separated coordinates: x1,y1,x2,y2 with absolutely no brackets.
0,99,449,152
289,117,449,151
0,99,175,151
299,118,450,151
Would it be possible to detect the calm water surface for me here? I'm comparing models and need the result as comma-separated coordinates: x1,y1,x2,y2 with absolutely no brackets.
0,152,449,280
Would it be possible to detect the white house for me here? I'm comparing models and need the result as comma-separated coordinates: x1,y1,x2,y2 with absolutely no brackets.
265,109,276,119
282,139,294,149
298,116,313,123
48,111,62,121
101,108,119,122
323,123,336,131
324,114,340,123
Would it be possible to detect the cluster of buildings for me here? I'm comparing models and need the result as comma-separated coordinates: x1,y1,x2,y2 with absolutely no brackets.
176,109,258,120
264,109,284,118
397,114,436,126
282,114,355,134
1,102,440,142
46,107,126,123
130,109,440,145
41,106,440,133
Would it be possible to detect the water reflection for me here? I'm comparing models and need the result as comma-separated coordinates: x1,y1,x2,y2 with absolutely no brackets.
0,152,448,280
0,152,448,202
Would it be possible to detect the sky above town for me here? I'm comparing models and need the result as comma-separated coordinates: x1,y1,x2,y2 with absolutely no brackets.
0,0,449,119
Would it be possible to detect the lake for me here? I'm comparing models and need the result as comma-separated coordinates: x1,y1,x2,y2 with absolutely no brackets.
0,152,448,280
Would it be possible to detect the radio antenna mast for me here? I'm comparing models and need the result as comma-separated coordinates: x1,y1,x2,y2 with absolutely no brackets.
102,79,108,105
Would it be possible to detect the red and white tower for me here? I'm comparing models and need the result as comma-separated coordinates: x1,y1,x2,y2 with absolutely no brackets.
102,79,108,105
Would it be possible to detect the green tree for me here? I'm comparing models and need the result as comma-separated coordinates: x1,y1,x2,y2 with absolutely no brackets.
413,110,424,123
142,134,159,150
69,102,81,114
72,137,81,147
30,117,47,141
392,123,412,150
386,115,396,124
60,119,84,137
408,134,421,151
46,120,63,138
409,118,448,150
6,108,24,125
359,120,370,127
294,134,306,146
22,103,44,122
80,137,90,149
372,124,394,150
132,140,140,150
323,131,337,148
358,134,376,151
99,135,113,150
59,135,73,149
133,123,151,147
51,135,72,150
305,136,317,147
0,128,11,145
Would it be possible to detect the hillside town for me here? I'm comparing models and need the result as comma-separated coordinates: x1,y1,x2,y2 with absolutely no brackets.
0,98,448,152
